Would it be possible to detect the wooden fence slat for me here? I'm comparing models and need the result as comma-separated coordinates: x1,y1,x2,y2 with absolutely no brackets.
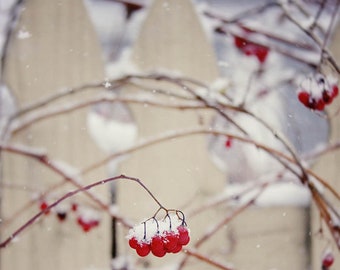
311,27,340,270
118,0,225,268
2,0,110,269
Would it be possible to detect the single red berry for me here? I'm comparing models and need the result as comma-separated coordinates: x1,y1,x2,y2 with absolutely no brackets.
39,201,50,215
128,237,138,249
151,239,167,257
56,211,67,222
151,235,165,253
298,91,310,106
322,252,334,268
177,226,190,246
234,36,248,49
163,231,179,252
254,46,269,64
136,242,150,257
71,203,78,212
322,90,333,104
315,98,325,111
225,137,233,148
170,243,183,253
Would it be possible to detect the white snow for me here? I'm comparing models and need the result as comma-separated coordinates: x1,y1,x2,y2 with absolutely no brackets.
0,84,17,138
17,29,31,39
127,214,187,243
86,104,138,154
105,48,140,79
78,207,100,223
298,73,330,98
225,181,311,207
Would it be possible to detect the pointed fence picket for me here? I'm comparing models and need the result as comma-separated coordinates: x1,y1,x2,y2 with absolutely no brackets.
2,0,110,269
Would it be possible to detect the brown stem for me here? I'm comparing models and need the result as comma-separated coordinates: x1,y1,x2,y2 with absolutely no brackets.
183,247,234,270
0,174,160,248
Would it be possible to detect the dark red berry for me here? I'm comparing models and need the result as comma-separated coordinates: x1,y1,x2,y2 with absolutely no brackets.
177,226,190,246
56,211,67,222
136,242,150,257
322,252,334,268
129,237,138,249
322,90,333,104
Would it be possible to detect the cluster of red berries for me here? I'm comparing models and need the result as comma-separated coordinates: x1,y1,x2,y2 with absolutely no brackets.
38,200,100,232
127,212,190,257
297,74,339,111
234,35,270,64
322,251,334,269
76,213,100,232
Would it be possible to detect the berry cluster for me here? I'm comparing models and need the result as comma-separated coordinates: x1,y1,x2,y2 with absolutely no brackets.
127,212,190,257
76,212,100,232
234,35,270,64
297,74,339,111
38,200,100,232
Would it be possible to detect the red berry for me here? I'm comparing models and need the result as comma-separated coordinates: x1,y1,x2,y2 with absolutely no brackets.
128,237,138,249
163,231,179,252
298,91,310,106
77,216,99,232
170,243,183,253
136,242,150,257
151,240,167,257
234,36,248,49
177,226,190,246
322,252,334,268
225,137,232,148
254,46,269,64
322,90,333,104
71,203,78,212
39,201,50,215
151,235,165,253
315,98,325,111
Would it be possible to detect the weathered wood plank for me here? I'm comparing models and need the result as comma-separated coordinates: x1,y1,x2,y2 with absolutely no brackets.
311,27,340,270
2,0,110,269
118,0,225,268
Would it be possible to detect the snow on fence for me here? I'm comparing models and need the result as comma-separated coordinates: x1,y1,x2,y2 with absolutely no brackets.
0,0,340,269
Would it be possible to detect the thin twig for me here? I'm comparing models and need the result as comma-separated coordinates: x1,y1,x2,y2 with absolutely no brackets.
0,174,160,248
